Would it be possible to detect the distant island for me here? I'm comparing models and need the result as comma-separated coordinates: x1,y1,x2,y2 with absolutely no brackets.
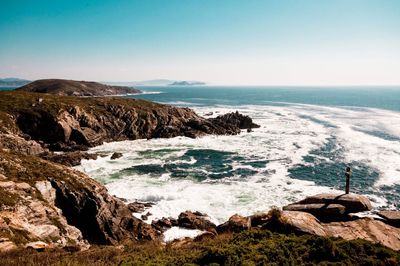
16,79,141,96
0,77,31,87
104,79,206,86
169,81,206,86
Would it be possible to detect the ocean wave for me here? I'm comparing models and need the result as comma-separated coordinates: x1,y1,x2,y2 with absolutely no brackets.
77,103,400,222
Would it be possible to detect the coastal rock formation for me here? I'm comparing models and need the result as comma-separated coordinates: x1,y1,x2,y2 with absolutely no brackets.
217,214,250,233
40,151,98,167
0,91,259,157
283,193,372,220
247,208,400,251
0,149,158,249
16,79,141,96
283,203,346,220
209,111,260,130
323,218,400,251
110,152,123,160
378,211,400,228
177,211,216,231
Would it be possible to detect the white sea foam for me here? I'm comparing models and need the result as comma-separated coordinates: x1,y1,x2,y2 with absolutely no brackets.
77,103,400,223
163,227,203,242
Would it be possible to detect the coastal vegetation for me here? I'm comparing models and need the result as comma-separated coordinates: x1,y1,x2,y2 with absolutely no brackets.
0,82,399,265
1,229,398,265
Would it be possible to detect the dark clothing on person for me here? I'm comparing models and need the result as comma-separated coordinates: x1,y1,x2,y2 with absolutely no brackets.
345,168,352,194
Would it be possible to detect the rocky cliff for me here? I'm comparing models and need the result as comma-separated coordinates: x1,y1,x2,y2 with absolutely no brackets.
0,91,259,155
0,90,260,251
16,79,141,96
0,149,158,251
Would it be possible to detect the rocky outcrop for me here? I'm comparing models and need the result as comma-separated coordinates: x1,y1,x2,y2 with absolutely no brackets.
209,111,260,130
283,203,346,220
16,79,142,96
0,133,46,155
49,173,159,245
127,201,154,213
217,214,250,233
323,218,400,251
378,211,400,228
40,151,98,167
283,193,372,220
0,91,259,156
110,152,123,160
247,209,400,251
177,211,216,231
0,149,158,250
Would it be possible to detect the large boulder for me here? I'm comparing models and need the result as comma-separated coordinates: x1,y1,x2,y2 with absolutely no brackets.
288,193,372,214
378,211,400,228
280,211,327,236
323,218,400,251
283,203,346,221
217,214,250,233
248,210,326,236
177,211,216,231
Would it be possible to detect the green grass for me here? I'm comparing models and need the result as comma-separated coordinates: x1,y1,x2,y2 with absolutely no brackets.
0,229,398,266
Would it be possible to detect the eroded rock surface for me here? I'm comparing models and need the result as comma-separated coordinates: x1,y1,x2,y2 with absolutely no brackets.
177,211,216,231
378,211,400,228
0,149,158,249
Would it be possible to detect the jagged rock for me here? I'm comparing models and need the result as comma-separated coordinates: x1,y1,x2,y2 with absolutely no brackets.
141,212,151,221
25,241,49,251
152,218,174,232
1,91,259,155
110,152,123,160
249,212,271,227
40,151,98,167
178,211,216,231
377,211,400,228
50,175,159,244
323,218,400,251
217,214,250,233
290,193,372,214
127,201,154,213
210,111,260,130
0,133,46,155
283,203,346,221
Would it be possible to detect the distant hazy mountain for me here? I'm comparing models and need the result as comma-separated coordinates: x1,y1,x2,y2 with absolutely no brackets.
104,79,206,86
0,78,31,87
169,81,206,86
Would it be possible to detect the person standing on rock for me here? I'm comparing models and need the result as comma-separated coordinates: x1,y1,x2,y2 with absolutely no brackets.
345,167,352,194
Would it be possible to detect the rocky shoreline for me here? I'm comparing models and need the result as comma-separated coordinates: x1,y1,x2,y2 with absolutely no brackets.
0,89,260,251
0,89,399,257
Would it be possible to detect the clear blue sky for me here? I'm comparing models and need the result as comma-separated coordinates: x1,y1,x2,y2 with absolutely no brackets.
1,0,399,85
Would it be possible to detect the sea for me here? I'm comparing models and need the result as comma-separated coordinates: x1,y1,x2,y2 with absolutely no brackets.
3,86,400,232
